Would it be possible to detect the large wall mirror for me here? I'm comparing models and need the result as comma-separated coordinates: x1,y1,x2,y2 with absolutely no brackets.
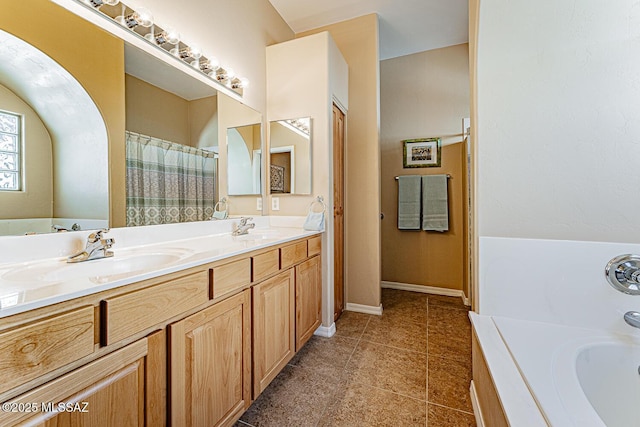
269,118,312,195
0,0,263,236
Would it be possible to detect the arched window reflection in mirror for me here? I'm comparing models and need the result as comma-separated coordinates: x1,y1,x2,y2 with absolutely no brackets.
227,123,263,196
269,117,312,195
0,28,109,236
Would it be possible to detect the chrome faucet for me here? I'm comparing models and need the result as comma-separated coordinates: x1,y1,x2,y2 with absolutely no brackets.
232,217,255,236
624,311,640,329
67,229,115,263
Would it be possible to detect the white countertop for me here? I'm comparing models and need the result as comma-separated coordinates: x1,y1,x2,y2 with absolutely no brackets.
0,217,322,318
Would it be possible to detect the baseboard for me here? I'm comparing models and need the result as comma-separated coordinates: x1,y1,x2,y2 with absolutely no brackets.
345,302,383,316
470,380,485,427
462,293,470,306
314,322,336,337
381,280,469,306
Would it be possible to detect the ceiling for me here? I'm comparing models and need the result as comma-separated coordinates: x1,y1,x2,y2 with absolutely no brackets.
268,0,469,60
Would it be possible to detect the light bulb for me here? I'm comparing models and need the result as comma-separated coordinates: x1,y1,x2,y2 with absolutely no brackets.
209,56,220,70
164,28,180,45
226,68,235,79
133,8,153,28
190,45,202,59
155,28,180,45
231,77,250,89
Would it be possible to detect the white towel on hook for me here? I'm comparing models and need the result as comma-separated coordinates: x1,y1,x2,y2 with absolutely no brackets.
303,211,325,231
304,197,326,231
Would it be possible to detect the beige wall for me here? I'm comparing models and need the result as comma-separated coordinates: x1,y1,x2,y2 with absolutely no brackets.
125,75,190,146
236,124,261,157
0,0,125,226
0,85,52,219
380,44,470,296
190,97,218,150
125,74,218,149
299,15,381,309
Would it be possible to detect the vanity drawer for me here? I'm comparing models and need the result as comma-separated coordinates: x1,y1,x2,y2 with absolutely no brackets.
281,241,308,269
102,271,208,345
308,236,322,256
211,258,251,299
252,249,280,282
0,306,95,395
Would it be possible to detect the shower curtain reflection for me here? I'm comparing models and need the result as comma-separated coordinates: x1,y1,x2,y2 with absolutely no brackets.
126,131,216,226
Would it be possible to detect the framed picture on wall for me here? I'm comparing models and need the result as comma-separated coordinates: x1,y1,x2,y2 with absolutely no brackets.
402,138,441,168
270,164,285,193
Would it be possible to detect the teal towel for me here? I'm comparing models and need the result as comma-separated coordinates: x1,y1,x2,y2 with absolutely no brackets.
397,176,421,230
422,175,448,232
212,210,228,220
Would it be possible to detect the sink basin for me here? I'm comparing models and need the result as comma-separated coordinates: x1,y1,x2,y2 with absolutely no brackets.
2,248,193,285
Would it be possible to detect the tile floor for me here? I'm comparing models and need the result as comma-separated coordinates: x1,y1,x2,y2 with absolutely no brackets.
237,289,476,427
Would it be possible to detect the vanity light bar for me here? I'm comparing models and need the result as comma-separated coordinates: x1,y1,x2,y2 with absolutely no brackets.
77,0,250,94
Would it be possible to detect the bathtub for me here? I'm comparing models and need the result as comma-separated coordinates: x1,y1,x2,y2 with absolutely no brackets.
472,314,640,426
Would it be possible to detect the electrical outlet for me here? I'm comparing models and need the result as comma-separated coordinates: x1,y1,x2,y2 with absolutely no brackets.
256,197,262,210
271,197,280,211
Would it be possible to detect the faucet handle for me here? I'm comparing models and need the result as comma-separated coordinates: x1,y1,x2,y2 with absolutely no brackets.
239,217,253,226
88,228,110,242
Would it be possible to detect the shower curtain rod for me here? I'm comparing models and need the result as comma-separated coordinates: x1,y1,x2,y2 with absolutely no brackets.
395,174,451,180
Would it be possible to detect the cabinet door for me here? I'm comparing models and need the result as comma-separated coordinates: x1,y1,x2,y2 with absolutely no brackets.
295,256,322,351
0,331,165,427
252,269,295,398
169,290,251,427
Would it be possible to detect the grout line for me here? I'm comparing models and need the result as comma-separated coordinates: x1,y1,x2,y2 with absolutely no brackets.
346,379,427,403
427,401,476,416
425,304,429,408
426,300,429,427
313,316,369,427
357,337,428,355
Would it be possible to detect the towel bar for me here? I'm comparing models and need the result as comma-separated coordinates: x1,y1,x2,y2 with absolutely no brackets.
395,175,451,180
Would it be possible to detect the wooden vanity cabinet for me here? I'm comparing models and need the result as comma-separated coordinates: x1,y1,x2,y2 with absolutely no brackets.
0,331,165,427
0,234,322,426
252,269,296,398
169,289,251,427
295,256,322,351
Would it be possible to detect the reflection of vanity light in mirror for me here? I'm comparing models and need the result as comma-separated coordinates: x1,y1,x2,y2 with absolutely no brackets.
269,117,312,195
